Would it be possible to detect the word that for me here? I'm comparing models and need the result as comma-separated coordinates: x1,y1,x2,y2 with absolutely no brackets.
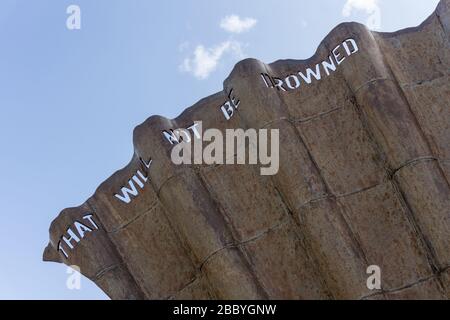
58,214,99,259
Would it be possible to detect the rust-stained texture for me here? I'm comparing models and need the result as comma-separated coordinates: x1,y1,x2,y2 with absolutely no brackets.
43,0,450,299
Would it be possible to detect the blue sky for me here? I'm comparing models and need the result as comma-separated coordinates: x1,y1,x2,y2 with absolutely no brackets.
0,0,440,299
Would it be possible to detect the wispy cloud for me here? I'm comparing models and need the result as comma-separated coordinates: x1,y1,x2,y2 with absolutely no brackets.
179,14,256,79
342,0,381,30
220,15,257,34
179,41,245,80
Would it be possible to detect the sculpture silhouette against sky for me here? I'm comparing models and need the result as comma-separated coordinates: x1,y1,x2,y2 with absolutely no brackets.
44,0,450,299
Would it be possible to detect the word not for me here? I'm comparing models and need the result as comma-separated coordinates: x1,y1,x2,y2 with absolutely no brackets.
220,88,240,120
366,265,381,290
170,121,279,176
261,38,359,91
66,5,81,30
58,214,99,259
163,123,201,145
114,158,152,204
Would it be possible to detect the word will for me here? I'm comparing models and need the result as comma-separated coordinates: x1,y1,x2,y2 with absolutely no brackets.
114,158,152,204
261,38,359,91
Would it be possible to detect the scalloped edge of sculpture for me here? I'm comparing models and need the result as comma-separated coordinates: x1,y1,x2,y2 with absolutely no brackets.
43,0,450,300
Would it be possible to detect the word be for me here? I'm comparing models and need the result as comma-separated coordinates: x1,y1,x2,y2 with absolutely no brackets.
220,89,240,120
114,158,152,204
66,5,81,30
58,214,99,259
170,121,280,176
261,38,359,91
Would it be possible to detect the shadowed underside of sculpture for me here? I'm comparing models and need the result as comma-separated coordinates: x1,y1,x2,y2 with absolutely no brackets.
43,0,450,299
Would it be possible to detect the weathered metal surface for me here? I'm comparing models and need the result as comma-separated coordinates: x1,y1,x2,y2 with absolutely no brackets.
43,0,450,299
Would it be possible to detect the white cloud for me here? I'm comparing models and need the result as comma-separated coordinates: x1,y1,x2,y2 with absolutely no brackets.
342,0,378,16
179,41,245,79
220,15,257,33
342,0,381,30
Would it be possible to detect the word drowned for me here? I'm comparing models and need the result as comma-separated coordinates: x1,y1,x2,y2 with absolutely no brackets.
261,38,359,91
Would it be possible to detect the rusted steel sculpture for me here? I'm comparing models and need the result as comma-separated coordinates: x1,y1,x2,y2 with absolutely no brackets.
44,0,450,299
